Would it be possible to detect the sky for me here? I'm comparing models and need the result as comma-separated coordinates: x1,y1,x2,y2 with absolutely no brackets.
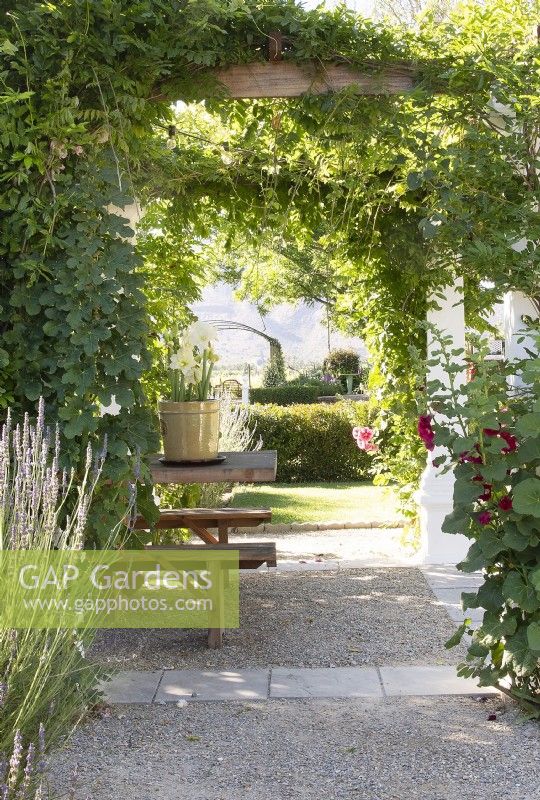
300,0,375,15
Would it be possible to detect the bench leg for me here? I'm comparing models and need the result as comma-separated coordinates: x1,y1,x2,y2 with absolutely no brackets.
207,557,225,648
217,522,229,543
207,627,223,648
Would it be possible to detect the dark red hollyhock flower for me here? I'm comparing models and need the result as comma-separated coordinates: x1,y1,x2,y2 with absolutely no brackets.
477,511,492,525
460,448,483,465
483,428,500,437
498,495,513,511
478,484,492,502
472,475,484,483
499,431,518,453
417,415,435,451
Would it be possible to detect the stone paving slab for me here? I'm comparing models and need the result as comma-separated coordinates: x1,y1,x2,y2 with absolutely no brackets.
379,665,498,697
100,670,162,704
270,666,382,698
421,565,484,589
444,605,484,624
422,565,485,626
155,669,269,702
102,665,499,703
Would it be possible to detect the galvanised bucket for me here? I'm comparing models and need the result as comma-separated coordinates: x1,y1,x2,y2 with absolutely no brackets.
158,399,220,462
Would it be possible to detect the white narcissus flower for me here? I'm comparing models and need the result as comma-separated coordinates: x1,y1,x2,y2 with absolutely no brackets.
169,345,197,372
183,365,202,386
187,320,219,349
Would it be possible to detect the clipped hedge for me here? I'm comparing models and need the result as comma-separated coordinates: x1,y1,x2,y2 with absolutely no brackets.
250,382,342,406
249,402,374,481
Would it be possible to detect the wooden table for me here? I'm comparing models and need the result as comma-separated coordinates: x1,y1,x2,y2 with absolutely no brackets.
146,449,278,648
148,450,277,485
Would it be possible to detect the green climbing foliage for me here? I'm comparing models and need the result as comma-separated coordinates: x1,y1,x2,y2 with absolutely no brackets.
0,0,538,551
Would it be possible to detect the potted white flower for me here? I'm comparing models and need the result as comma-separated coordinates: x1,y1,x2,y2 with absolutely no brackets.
158,320,220,462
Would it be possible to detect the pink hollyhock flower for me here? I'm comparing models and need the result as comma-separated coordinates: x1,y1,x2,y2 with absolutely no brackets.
417,415,435,451
477,511,492,525
498,495,513,511
352,427,378,452
356,427,374,444
364,442,379,453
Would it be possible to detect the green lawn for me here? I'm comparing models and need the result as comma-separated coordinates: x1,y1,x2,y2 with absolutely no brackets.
230,482,399,525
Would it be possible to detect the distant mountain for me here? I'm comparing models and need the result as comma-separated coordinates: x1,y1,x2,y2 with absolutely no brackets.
192,283,367,372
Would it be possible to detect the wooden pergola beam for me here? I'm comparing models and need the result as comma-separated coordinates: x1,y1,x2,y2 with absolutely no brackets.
212,61,417,99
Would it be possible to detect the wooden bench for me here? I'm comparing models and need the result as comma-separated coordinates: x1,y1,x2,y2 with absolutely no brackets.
143,542,277,570
134,507,276,648
133,507,272,546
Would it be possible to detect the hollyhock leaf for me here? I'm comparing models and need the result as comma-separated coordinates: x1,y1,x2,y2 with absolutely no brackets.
513,478,540,518
516,413,540,438
451,436,477,454
503,628,539,675
461,590,481,610
479,462,509,482
454,478,484,504
502,572,539,613
529,566,540,593
526,622,540,651
502,523,530,552
445,619,469,649
458,541,488,573
516,437,540,462
516,517,539,536
476,579,504,611
477,530,505,559
441,509,469,534
481,611,517,641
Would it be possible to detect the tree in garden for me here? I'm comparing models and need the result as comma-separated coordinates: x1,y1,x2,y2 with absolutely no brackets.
263,339,287,387
323,348,360,378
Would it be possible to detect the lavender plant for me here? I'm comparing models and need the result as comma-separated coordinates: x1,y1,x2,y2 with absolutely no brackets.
0,399,103,550
0,725,46,800
0,400,109,780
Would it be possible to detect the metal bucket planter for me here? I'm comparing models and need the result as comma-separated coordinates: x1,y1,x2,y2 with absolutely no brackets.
158,399,220,462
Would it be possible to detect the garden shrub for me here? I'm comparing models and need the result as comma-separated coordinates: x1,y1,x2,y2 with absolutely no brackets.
249,401,374,481
419,332,540,716
251,382,341,406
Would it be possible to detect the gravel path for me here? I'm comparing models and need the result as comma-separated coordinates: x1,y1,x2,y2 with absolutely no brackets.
233,527,409,562
89,568,465,669
49,696,540,800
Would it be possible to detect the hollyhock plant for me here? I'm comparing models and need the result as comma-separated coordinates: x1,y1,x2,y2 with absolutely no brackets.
414,327,540,717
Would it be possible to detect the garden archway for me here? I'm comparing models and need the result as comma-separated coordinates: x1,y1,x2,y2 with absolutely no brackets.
1,0,538,558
